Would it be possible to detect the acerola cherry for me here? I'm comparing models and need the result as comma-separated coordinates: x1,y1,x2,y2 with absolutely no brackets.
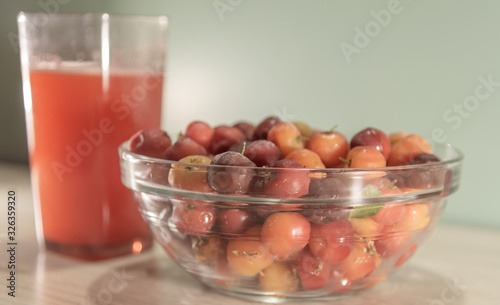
395,204,430,232
226,226,274,276
191,236,225,264
292,121,315,138
387,134,432,166
264,160,310,199
185,121,214,150
206,151,256,194
291,247,331,290
233,122,255,141
374,225,412,258
339,242,379,283
405,153,444,189
350,127,391,160
309,219,355,263
128,128,171,158
267,122,304,156
301,204,349,225
168,155,212,192
407,153,440,165
164,137,207,161
218,209,256,235
389,132,408,146
243,140,282,167
350,217,384,237
306,177,348,199
171,200,216,235
306,130,349,168
210,125,246,155
261,212,311,260
285,148,326,169
259,261,298,292
346,146,386,168
253,116,281,140
227,140,246,153
371,202,406,226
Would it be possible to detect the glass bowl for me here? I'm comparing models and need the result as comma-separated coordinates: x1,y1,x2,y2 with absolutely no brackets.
119,141,463,303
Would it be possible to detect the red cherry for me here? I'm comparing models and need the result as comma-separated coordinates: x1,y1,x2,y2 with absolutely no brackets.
351,127,391,160
307,130,349,168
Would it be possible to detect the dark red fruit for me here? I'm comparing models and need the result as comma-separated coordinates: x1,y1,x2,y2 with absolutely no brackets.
233,122,255,141
244,140,282,167
264,160,310,199
218,209,256,235
228,141,248,153
306,177,348,199
185,121,214,150
407,153,440,165
301,205,349,225
309,219,355,263
301,178,349,224
163,137,207,161
291,247,331,290
271,159,303,170
206,151,256,194
253,116,281,140
128,128,171,158
351,127,392,160
171,200,216,235
405,153,444,189
210,126,246,155
248,169,272,195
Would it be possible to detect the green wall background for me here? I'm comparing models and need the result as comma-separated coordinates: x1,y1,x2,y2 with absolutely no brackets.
1,0,499,228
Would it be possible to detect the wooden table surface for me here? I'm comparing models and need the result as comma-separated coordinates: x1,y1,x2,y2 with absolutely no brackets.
1,161,499,305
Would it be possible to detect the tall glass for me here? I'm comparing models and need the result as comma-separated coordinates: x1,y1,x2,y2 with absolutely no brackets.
18,13,168,260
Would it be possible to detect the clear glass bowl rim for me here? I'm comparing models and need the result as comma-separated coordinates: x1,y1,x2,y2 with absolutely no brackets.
119,140,464,206
119,141,463,173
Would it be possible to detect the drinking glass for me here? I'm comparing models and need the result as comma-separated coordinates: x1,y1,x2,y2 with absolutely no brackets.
18,12,168,260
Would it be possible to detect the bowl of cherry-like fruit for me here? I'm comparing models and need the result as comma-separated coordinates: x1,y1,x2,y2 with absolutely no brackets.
119,116,463,303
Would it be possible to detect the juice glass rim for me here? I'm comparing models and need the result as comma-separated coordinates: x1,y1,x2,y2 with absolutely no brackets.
17,11,169,23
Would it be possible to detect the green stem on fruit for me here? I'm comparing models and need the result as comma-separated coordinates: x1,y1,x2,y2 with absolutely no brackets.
185,157,194,170
240,141,247,155
339,157,351,167
327,124,339,133
295,135,308,143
